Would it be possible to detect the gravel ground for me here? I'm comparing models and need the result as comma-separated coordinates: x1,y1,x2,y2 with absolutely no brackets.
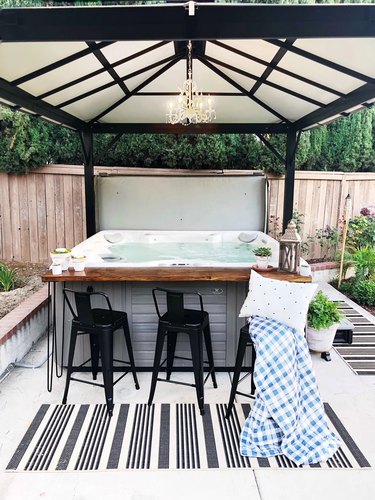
0,262,48,320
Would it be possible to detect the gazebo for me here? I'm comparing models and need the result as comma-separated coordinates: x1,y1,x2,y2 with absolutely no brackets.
1,1,375,234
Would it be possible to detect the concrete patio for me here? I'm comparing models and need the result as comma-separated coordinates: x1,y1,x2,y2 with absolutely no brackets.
0,283,374,500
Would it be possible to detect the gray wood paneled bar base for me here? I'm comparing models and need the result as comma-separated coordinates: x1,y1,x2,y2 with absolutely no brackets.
42,267,312,389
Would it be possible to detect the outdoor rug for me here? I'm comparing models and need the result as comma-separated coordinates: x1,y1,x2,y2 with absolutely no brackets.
334,302,375,375
7,402,370,471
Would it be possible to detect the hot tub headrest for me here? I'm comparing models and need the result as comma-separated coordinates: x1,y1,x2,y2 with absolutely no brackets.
238,232,258,243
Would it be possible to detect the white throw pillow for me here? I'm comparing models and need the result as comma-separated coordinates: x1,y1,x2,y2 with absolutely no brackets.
239,270,318,333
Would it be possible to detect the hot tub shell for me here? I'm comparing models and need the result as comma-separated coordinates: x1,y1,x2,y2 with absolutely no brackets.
56,229,280,368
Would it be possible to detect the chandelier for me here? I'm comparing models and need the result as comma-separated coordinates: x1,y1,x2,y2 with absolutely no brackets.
166,41,216,126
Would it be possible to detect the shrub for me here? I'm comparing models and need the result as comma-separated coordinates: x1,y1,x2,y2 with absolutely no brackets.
352,247,375,282
338,279,355,296
347,215,375,251
352,280,375,307
0,263,18,292
314,225,340,261
330,278,355,296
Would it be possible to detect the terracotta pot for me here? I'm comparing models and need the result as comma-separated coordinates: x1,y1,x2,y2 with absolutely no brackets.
306,323,339,352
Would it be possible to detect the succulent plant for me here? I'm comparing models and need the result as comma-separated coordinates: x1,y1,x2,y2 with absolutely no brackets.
253,246,272,257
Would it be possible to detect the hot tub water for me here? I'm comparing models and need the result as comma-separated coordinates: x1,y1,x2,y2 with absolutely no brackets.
72,230,279,268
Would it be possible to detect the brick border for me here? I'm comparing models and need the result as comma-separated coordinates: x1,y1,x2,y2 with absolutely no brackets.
310,261,338,272
0,285,49,346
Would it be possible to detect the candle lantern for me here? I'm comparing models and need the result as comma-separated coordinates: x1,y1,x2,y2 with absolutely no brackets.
278,219,301,273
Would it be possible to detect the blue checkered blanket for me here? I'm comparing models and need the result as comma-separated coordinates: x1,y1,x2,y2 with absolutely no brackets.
240,315,341,465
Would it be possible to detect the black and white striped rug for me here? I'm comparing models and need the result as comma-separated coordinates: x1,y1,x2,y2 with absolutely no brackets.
334,302,375,375
7,402,370,471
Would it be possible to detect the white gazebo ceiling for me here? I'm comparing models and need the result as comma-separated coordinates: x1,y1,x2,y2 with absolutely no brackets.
0,3,374,134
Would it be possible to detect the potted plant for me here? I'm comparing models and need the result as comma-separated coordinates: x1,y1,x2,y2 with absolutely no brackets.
253,246,272,269
50,247,71,271
71,254,87,272
306,290,343,352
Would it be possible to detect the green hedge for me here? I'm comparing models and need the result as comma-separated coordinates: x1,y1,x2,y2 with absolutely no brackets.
1,105,374,175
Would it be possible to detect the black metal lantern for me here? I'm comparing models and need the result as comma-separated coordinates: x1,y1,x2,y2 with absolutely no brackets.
278,219,301,273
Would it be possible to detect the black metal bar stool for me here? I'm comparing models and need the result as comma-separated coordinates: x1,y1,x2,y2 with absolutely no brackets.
62,288,139,417
147,287,217,415
226,323,256,418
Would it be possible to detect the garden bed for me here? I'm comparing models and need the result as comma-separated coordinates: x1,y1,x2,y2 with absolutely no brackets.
0,261,47,320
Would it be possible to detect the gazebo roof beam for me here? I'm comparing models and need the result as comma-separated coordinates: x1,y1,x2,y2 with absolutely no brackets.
91,123,289,135
202,54,325,108
267,39,375,86
38,41,169,100
57,53,181,109
249,39,295,96
89,56,182,123
10,42,114,86
0,78,88,131
1,4,375,42
86,42,130,97
293,83,375,131
198,56,289,124
210,40,345,99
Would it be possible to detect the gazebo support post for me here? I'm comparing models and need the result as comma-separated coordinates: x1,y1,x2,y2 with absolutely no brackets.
283,127,299,230
79,130,96,237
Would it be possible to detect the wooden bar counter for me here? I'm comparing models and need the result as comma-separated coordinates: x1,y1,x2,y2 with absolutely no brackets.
42,266,312,283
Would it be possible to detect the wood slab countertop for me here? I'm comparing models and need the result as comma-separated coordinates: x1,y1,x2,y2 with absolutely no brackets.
42,267,312,283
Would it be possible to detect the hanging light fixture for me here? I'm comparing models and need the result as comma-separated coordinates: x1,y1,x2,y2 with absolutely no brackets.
166,41,216,126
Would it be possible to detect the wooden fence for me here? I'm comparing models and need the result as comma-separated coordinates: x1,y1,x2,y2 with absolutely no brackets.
0,165,86,263
268,171,375,258
0,165,374,262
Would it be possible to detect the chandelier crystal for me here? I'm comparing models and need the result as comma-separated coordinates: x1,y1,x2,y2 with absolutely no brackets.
166,41,216,126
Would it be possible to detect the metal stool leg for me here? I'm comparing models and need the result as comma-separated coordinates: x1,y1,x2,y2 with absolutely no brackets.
62,325,78,405
226,330,249,419
203,323,217,388
148,325,166,406
189,330,205,415
98,332,114,417
166,332,177,381
250,344,256,395
122,320,140,390
89,333,100,380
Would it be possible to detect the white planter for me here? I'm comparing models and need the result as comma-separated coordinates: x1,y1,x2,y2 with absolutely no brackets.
71,255,86,272
306,323,339,352
256,256,269,269
72,260,86,271
50,249,71,271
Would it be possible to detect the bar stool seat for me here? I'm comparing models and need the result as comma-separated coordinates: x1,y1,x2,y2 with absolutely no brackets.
226,323,256,419
147,287,217,415
62,288,139,417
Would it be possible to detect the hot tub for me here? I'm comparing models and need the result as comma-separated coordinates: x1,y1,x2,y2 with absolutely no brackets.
71,230,279,268
58,230,280,368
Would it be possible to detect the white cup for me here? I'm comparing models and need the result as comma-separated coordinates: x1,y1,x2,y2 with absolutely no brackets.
51,263,62,275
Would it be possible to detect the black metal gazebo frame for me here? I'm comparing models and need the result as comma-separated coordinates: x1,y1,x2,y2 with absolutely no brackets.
1,2,375,235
